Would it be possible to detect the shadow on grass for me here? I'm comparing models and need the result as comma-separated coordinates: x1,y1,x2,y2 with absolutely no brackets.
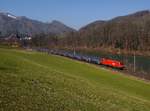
0,66,18,73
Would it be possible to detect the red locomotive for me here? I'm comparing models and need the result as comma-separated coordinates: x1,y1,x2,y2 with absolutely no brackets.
100,58,125,69
49,49,125,70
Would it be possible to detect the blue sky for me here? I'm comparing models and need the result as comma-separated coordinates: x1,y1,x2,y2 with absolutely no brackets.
0,0,150,29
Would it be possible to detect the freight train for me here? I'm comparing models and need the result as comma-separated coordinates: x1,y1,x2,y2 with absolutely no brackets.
49,50,125,70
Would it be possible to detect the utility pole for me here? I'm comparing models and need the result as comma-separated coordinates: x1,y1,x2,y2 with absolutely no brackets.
73,47,76,56
134,52,136,72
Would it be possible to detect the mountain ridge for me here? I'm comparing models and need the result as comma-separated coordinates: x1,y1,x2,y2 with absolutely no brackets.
79,10,150,30
62,10,150,52
0,12,76,37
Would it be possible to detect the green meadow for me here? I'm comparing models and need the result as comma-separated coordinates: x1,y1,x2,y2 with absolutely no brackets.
0,48,150,111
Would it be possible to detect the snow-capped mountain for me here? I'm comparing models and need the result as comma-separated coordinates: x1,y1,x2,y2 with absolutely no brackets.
7,13,17,19
0,12,17,19
0,12,75,37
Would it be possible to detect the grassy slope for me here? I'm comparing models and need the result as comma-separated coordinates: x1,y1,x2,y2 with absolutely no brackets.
0,48,150,111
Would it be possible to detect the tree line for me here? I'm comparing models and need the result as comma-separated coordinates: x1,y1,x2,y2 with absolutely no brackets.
4,10,149,55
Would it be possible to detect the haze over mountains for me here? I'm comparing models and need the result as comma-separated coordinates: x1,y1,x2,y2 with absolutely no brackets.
0,12,75,37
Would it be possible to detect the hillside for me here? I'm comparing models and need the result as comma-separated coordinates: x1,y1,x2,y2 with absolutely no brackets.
0,12,75,37
80,10,150,51
0,48,150,111
61,10,150,53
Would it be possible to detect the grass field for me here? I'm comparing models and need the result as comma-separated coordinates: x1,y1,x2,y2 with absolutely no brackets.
0,48,150,111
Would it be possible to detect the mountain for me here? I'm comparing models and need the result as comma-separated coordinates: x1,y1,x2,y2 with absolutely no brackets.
80,10,150,31
48,20,75,34
0,12,75,37
76,10,150,51
80,20,106,33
